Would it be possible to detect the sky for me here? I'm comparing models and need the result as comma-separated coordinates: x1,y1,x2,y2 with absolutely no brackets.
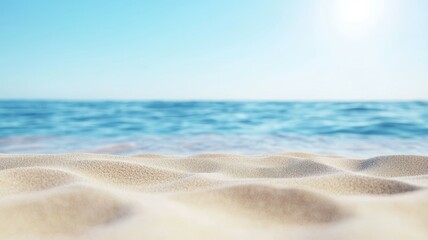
0,0,427,100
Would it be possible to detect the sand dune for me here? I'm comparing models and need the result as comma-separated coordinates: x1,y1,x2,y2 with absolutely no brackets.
0,153,427,239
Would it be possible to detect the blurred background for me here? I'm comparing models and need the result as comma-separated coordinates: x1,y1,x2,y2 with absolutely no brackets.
1,0,427,156
1,101,427,157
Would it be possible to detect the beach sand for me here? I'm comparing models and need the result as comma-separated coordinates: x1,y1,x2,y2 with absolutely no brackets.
0,153,427,240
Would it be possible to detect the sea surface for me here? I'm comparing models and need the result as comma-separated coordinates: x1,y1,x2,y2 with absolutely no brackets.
0,101,427,157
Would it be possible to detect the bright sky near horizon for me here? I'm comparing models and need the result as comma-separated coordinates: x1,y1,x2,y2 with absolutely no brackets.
0,0,427,100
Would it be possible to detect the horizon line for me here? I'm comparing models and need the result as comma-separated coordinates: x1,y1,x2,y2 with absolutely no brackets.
0,98,427,102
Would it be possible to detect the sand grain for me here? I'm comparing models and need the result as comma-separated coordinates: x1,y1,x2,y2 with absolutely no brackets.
0,153,427,239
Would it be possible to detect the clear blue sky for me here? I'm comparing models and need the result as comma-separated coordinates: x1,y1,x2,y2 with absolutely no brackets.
1,0,427,100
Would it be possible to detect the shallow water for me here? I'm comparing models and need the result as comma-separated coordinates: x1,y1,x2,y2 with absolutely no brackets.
1,101,427,157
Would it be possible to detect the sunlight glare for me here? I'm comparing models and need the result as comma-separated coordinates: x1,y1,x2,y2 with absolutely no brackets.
332,0,384,38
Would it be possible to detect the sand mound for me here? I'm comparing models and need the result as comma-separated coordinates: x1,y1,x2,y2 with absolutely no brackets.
176,184,349,224
0,167,81,198
359,155,428,177
278,173,420,195
0,153,427,239
70,160,186,187
0,185,128,236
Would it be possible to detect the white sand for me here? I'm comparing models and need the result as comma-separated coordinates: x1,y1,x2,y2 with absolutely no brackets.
0,153,427,239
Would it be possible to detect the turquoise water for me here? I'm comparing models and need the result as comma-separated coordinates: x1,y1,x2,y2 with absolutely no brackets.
0,101,427,157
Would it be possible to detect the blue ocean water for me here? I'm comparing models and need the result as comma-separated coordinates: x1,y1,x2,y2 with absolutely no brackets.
0,101,427,157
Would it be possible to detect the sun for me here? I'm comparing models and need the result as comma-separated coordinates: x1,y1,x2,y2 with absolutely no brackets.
331,0,384,38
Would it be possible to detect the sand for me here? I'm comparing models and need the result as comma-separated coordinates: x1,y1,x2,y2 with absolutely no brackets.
0,153,427,240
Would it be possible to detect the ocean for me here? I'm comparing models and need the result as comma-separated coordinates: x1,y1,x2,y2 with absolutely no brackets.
1,100,427,157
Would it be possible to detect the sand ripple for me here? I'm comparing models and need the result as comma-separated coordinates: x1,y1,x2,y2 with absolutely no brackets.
0,153,427,239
